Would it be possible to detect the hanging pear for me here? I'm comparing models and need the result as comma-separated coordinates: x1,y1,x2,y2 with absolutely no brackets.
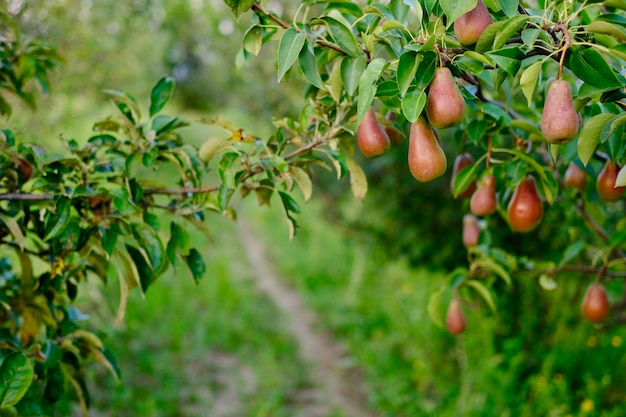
596,161,625,201
582,283,610,323
454,0,493,46
541,80,580,144
462,213,481,248
470,174,497,216
507,176,544,232
450,153,476,199
446,298,466,335
357,108,391,158
426,67,466,129
564,162,588,190
408,118,447,182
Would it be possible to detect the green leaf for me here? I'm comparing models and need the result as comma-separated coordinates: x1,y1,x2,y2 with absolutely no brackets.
559,240,586,267
487,47,523,76
616,165,626,187
242,25,263,56
401,89,427,123
126,244,154,293
185,248,206,283
397,51,419,96
279,191,301,214
453,161,479,197
0,353,34,409
149,76,175,117
0,214,24,250
519,60,543,106
578,113,615,165
356,58,387,124
473,257,511,286
341,55,367,96
427,286,446,329
317,16,361,57
475,20,505,53
414,51,437,88
45,197,71,241
132,222,165,273
346,157,368,201
465,280,496,314
226,0,255,17
199,137,231,163
587,20,626,42
289,166,313,202
540,168,559,205
567,46,623,89
277,28,307,82
493,15,529,49
440,0,477,26
298,46,325,90
103,89,141,122
100,224,119,257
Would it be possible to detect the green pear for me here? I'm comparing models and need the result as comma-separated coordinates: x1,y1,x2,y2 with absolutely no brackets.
454,0,493,46
357,108,391,158
541,80,580,144
426,67,466,129
408,118,447,182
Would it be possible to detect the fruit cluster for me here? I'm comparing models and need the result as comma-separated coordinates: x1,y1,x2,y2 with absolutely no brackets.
355,0,624,335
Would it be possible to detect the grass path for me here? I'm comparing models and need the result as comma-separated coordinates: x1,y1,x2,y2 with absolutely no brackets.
237,216,376,417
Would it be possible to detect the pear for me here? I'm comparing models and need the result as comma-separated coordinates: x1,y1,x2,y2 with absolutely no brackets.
596,161,625,201
358,108,391,158
450,153,476,199
564,162,587,190
408,118,447,182
507,176,544,233
454,0,493,46
541,80,580,145
582,283,610,323
446,298,466,335
462,213,481,248
470,174,497,216
426,67,466,129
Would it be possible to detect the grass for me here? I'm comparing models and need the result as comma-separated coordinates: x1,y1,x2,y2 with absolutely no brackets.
77,214,320,417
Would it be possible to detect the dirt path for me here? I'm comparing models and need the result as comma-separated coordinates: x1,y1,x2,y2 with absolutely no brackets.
237,217,376,417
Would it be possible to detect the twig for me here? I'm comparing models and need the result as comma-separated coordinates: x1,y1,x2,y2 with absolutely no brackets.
251,2,348,56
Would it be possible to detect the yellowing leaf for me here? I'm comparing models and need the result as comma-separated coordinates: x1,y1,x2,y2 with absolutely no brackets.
289,166,313,201
346,157,368,201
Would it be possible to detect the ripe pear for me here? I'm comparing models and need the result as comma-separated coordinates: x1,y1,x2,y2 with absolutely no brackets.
408,118,447,182
462,213,481,248
358,108,391,158
450,153,476,199
426,67,466,129
596,161,625,201
454,0,493,46
582,283,610,323
564,162,588,190
470,174,497,216
507,176,544,233
446,298,466,335
541,80,580,145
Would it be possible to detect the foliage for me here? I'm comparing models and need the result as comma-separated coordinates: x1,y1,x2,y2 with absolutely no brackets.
1,0,626,415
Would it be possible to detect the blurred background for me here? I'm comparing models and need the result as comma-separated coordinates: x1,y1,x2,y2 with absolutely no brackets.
5,0,626,416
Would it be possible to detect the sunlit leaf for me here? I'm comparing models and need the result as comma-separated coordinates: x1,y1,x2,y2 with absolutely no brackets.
0,353,34,409
149,76,175,117
277,28,307,82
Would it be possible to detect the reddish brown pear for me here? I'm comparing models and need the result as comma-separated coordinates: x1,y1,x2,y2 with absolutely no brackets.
451,153,476,199
541,80,580,145
507,176,544,233
582,283,610,323
596,161,625,201
446,298,466,335
564,162,588,190
426,67,466,129
462,214,481,248
454,0,493,46
358,108,391,158
408,118,447,182
470,174,497,216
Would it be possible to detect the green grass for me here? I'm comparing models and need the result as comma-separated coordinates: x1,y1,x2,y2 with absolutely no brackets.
77,215,320,417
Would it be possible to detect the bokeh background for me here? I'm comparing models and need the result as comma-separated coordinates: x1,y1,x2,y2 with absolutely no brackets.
6,1,626,416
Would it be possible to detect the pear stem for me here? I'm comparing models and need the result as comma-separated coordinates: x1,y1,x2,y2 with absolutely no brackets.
554,23,572,80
